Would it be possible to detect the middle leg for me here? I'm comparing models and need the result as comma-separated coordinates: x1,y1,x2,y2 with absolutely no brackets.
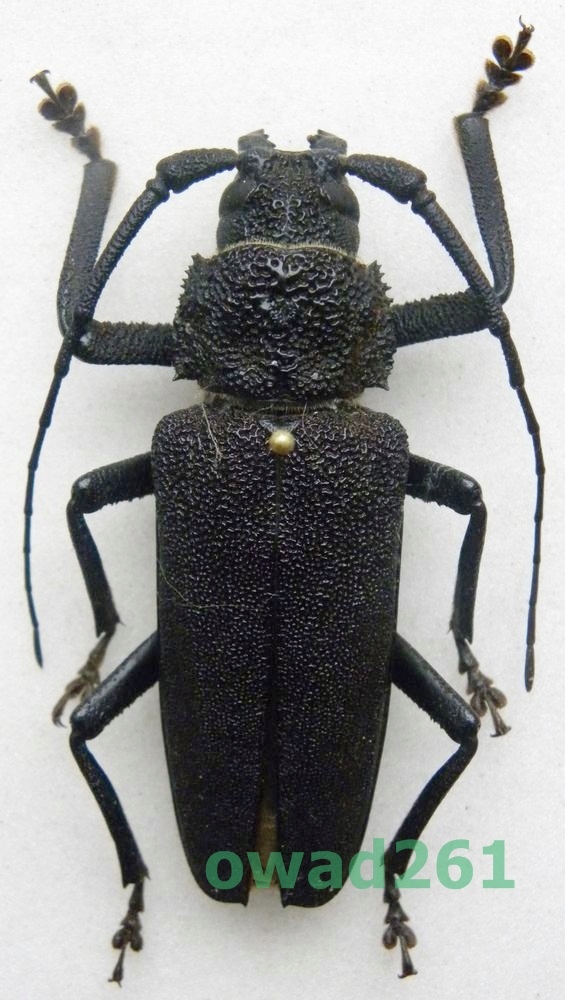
54,452,154,722
407,454,508,735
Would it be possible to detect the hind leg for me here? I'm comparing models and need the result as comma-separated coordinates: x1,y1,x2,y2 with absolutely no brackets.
69,632,159,983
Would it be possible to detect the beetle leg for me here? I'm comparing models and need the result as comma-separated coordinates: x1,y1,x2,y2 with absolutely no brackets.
51,631,113,726
390,289,488,348
69,631,159,984
407,454,508,735
55,454,153,722
383,634,479,977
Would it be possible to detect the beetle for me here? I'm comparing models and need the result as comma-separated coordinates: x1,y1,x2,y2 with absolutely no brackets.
24,21,542,983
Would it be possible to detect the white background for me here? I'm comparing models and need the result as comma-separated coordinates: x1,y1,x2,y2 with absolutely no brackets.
2,2,563,998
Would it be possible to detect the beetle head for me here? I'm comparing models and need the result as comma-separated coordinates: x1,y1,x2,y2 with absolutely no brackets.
173,131,395,401
216,130,360,254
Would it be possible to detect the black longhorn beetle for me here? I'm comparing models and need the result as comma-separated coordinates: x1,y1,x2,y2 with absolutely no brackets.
25,21,543,983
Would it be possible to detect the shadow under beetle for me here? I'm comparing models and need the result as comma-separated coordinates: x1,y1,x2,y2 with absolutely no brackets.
25,21,543,983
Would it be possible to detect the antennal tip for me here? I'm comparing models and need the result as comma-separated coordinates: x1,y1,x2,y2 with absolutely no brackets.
30,69,50,84
518,16,535,35
525,648,534,690
34,633,44,667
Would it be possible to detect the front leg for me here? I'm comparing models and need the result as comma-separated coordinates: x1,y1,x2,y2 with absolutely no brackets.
390,289,488,349
52,453,153,722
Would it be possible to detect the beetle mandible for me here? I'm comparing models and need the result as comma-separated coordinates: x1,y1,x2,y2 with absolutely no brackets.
25,20,543,983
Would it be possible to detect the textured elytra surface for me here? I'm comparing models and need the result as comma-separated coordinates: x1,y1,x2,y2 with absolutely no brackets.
153,399,409,906
174,244,395,398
